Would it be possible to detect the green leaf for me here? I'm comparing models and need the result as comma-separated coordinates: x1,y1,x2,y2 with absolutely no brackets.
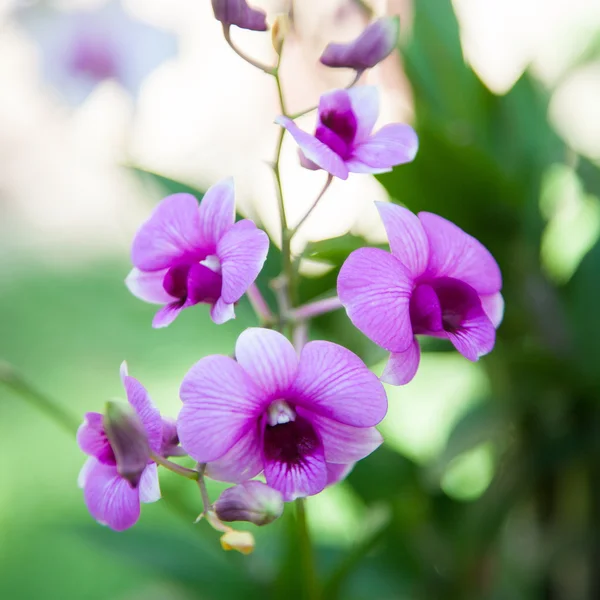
130,166,205,199
303,234,384,265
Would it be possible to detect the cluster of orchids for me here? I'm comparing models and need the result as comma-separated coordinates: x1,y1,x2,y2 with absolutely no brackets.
77,0,503,555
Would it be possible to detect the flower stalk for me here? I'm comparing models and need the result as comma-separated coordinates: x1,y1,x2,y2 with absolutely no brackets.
149,451,199,481
296,498,319,600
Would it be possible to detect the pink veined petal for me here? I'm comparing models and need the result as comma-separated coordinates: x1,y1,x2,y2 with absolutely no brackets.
197,178,236,247
292,340,387,427
418,212,502,295
210,297,236,324
298,149,320,170
304,409,383,463
343,159,392,175
217,219,269,304
235,328,299,399
326,462,355,486
347,86,379,142
152,302,184,328
131,193,205,271
138,463,161,504
480,292,505,328
83,460,141,531
337,247,414,353
78,456,96,488
275,116,349,180
120,362,162,454
77,412,114,464
381,338,421,386
205,428,263,483
178,355,264,463
263,444,328,501
446,311,496,361
351,123,418,169
375,202,429,278
125,268,175,305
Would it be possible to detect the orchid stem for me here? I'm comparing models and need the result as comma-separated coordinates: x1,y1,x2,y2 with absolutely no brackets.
196,463,213,512
223,26,275,75
291,296,343,322
289,174,333,240
246,283,274,325
0,361,79,435
296,498,319,599
150,452,199,481
271,46,296,310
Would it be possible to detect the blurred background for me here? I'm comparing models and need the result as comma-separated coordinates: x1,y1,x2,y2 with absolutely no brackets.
2,0,600,598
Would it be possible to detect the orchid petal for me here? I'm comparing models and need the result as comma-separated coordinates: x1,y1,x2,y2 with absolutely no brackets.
235,328,298,399
139,463,161,504
205,428,263,483
152,302,183,328
125,268,174,305
77,412,114,464
481,292,505,328
131,193,205,271
375,202,429,278
210,297,236,324
276,116,349,180
381,338,421,385
178,356,263,463
326,462,354,486
198,178,236,248
292,340,387,427
83,459,141,531
338,247,414,352
419,212,502,295
348,86,379,142
119,362,163,454
217,219,269,305
352,123,418,169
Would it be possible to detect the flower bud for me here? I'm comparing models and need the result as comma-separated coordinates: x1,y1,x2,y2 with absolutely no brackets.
319,16,399,72
103,401,150,488
214,481,284,526
271,13,290,55
211,0,268,32
220,530,255,555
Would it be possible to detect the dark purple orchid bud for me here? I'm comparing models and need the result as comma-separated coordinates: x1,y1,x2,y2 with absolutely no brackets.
103,401,150,488
211,0,268,32
214,481,284,526
320,16,399,72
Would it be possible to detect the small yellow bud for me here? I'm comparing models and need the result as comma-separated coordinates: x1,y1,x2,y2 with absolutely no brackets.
271,13,291,55
220,530,255,555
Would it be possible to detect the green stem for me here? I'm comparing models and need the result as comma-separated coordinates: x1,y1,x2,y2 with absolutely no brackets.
271,49,296,310
150,451,199,481
289,174,333,240
295,498,319,599
223,26,275,75
0,361,79,435
196,463,213,511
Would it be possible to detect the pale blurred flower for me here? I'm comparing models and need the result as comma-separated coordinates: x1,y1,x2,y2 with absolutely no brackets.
16,0,177,105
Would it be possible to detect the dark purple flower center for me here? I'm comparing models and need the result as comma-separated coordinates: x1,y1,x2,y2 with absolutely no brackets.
162,259,223,308
316,108,358,159
262,402,320,468
410,277,482,335
68,34,119,82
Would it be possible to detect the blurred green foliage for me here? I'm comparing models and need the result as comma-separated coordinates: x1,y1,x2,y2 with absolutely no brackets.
3,1,600,599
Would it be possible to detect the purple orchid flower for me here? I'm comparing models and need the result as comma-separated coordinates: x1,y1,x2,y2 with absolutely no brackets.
211,0,268,32
178,328,386,501
275,86,418,180
320,16,400,72
338,203,504,385
125,178,269,328
77,362,176,531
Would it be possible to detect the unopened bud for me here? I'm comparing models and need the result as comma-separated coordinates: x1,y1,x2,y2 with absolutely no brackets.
271,14,290,55
103,401,150,488
220,530,255,555
214,481,284,526
211,0,268,32
319,16,400,72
